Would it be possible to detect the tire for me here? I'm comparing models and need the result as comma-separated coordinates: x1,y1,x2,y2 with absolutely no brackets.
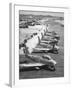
48,65,56,71
45,63,56,71
35,67,40,70
53,50,58,54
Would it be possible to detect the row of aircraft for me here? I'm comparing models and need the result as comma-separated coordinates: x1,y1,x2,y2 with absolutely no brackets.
19,24,60,71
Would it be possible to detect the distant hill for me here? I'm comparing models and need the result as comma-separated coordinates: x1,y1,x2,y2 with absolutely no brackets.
19,14,64,22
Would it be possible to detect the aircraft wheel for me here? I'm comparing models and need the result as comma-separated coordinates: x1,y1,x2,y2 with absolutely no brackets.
48,65,55,71
35,67,40,70
53,50,58,54
48,63,56,71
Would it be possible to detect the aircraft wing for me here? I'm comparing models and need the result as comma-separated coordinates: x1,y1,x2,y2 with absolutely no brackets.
20,63,44,67
33,47,50,53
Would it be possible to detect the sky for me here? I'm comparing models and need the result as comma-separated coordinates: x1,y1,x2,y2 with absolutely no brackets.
19,10,64,17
